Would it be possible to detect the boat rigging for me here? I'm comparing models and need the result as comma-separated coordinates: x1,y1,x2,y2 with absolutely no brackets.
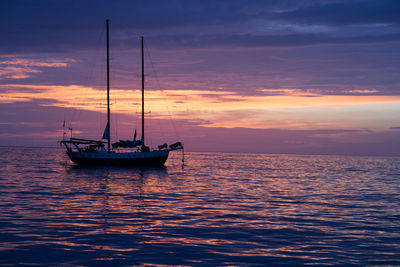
60,19,183,166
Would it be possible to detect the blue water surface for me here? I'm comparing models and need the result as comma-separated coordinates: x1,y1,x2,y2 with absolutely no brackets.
0,147,399,265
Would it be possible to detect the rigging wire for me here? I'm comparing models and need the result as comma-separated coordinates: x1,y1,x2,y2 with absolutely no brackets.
114,111,119,142
117,28,141,142
68,22,106,139
144,42,181,142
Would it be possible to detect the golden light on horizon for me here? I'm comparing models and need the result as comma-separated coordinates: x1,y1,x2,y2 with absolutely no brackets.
2,83,400,131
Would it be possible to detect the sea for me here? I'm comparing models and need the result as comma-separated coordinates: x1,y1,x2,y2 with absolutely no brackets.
0,147,399,266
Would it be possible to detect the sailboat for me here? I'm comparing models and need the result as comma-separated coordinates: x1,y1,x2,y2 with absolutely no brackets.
60,20,183,167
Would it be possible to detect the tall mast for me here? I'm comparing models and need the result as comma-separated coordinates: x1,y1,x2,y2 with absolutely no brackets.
106,19,111,152
141,36,145,144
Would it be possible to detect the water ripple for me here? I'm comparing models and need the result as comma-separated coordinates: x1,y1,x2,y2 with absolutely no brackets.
0,148,399,265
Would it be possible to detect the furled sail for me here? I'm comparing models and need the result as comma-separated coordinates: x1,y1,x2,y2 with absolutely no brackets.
112,139,143,149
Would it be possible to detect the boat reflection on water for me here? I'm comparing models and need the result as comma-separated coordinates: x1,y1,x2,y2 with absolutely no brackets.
62,164,169,224
3,148,399,265
65,164,169,179
56,165,176,258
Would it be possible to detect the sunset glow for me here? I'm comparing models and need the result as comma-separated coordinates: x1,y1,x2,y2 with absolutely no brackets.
2,83,400,132
1,0,399,155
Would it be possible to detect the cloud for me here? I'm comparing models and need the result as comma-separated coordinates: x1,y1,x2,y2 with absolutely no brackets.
1,0,400,53
1,99,399,156
1,58,70,67
1,97,399,156
344,89,379,95
1,0,399,155
0,57,73,80
0,66,40,79
0,98,138,143
3,83,400,115
0,0,268,53
181,126,400,156
146,33,400,49
276,0,400,26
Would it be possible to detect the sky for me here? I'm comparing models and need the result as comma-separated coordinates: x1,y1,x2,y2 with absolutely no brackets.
1,0,400,155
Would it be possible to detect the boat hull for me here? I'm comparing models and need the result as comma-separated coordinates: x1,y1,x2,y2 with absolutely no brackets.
67,150,170,167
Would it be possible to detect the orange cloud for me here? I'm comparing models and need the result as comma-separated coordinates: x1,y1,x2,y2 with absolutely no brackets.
0,66,40,79
0,58,74,80
2,83,400,131
1,58,73,67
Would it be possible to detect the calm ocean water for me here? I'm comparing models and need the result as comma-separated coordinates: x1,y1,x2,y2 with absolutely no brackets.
0,147,399,266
